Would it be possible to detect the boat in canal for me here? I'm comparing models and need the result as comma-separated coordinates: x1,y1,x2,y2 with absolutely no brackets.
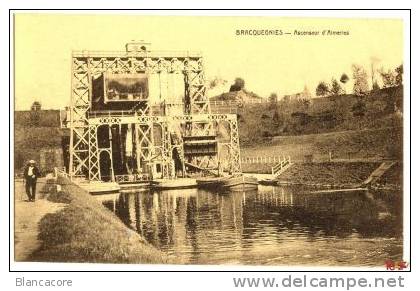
196,176,229,190
259,179,279,186
221,175,258,191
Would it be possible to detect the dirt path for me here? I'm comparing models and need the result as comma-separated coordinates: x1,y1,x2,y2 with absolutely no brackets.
14,178,66,261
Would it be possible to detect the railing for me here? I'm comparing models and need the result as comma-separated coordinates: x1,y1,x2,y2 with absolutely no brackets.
114,174,150,183
87,105,170,118
241,156,289,164
62,99,268,125
54,167,69,179
210,100,238,107
209,99,269,114
210,99,267,106
271,156,292,176
209,100,238,114
88,110,140,118
72,50,203,58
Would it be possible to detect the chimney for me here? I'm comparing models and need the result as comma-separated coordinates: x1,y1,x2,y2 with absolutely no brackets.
126,41,151,53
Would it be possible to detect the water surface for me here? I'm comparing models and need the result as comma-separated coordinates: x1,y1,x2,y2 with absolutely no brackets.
100,186,403,266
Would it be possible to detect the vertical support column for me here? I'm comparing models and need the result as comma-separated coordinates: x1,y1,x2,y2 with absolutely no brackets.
88,124,100,181
182,57,218,173
135,122,154,174
178,144,186,177
70,56,91,178
184,57,212,136
229,116,242,174
108,125,115,182
184,57,209,115
162,124,174,178
134,124,141,174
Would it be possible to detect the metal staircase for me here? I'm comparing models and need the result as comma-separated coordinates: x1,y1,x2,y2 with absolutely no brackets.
362,161,396,186
271,156,293,178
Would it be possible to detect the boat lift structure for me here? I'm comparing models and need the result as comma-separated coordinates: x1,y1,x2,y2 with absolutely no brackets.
66,42,242,183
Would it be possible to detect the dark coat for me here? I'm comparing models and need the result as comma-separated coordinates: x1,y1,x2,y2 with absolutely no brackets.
23,165,40,181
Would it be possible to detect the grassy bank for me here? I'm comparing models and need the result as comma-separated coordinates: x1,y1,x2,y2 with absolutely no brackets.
241,127,402,162
242,161,382,187
275,162,380,187
29,177,171,264
242,162,276,174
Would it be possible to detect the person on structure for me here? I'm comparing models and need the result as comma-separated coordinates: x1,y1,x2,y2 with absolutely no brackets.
23,160,40,202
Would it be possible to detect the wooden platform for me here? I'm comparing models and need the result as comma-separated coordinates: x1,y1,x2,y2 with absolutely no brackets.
310,188,367,194
118,181,150,191
76,181,121,195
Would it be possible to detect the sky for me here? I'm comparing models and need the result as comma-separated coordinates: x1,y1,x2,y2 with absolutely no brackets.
14,14,403,110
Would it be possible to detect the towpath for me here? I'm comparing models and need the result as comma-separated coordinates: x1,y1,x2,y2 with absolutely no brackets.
14,178,66,261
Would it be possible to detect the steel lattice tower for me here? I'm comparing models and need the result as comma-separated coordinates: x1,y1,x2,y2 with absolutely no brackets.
68,42,241,181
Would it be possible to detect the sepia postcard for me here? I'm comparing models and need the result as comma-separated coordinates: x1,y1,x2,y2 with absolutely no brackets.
12,12,409,271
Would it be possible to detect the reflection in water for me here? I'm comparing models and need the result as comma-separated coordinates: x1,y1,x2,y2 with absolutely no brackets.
101,186,403,266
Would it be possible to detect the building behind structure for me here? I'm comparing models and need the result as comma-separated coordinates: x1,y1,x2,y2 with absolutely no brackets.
283,85,312,102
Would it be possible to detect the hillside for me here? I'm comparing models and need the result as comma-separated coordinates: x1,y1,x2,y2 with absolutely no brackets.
241,127,402,162
14,110,65,172
237,86,403,144
210,89,263,104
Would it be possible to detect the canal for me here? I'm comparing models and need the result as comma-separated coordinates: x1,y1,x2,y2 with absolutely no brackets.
99,186,403,266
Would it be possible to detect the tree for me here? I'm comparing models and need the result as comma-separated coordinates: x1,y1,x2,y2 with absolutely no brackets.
229,77,245,92
330,78,345,95
351,100,366,130
31,101,42,111
352,100,367,117
208,76,227,89
302,85,312,99
268,92,278,108
379,67,397,88
352,64,369,96
340,73,349,84
316,81,330,97
395,64,403,85
370,56,381,90
272,110,281,128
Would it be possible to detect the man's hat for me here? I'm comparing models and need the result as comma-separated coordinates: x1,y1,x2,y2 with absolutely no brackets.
28,160,36,164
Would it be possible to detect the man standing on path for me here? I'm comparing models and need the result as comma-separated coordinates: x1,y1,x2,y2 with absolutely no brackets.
23,160,40,202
